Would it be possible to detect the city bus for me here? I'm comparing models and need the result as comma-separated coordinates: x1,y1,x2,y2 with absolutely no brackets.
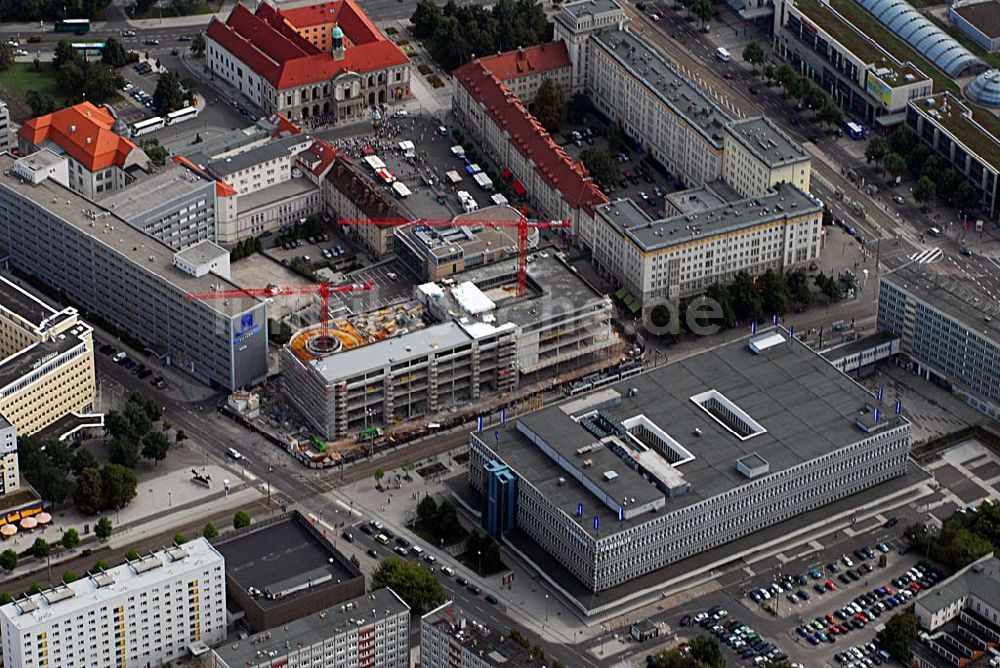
70,42,105,56
129,116,165,138
165,106,199,125
55,18,90,33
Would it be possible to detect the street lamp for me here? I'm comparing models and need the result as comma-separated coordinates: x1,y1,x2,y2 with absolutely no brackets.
267,466,273,506
545,593,549,621
477,549,482,575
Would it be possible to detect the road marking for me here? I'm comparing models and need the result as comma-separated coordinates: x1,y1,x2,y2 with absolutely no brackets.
908,247,942,264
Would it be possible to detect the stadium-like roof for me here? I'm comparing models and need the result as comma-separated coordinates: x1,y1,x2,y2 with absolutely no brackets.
968,70,1000,108
853,0,985,76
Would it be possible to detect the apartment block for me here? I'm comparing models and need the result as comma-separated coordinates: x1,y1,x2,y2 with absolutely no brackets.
210,589,410,668
0,538,226,668
0,99,10,153
878,264,1000,418
0,416,17,497
723,116,811,198
322,154,405,257
421,602,538,667
0,153,268,391
592,182,823,305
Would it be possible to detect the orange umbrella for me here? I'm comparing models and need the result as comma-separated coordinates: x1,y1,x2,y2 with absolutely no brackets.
19,517,37,530
34,513,51,525
0,524,16,538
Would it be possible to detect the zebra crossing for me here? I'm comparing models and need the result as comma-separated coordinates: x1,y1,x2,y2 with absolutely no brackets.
909,247,943,264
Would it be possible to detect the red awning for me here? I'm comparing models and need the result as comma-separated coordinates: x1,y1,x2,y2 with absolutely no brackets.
501,167,512,180
363,146,375,155
512,180,526,196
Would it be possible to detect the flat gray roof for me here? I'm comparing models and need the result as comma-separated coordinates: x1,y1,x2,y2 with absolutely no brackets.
665,180,743,215
433,254,607,328
204,135,306,178
236,176,317,213
483,330,905,532
0,153,257,318
726,116,810,168
192,125,271,159
592,29,732,149
597,182,822,252
309,320,480,382
916,554,1000,615
0,334,82,391
97,163,212,221
561,0,623,17
882,264,1000,341
174,240,227,266
0,273,56,327
215,589,408,666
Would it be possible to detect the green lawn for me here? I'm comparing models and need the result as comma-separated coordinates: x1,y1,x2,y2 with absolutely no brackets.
0,64,73,108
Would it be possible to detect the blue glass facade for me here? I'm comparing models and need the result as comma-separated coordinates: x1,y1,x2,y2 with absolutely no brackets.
483,460,517,539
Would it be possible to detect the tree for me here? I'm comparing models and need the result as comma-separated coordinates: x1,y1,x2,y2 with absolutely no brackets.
803,85,827,112
350,554,361,569
742,41,765,74
0,549,17,573
689,635,726,667
374,467,385,489
532,78,565,133
108,436,140,469
814,272,840,303
139,139,169,167
953,180,978,214
125,549,140,561
878,611,919,662
580,148,619,191
913,175,937,209
0,42,13,70
411,0,444,38
62,570,78,583
174,429,187,446
690,0,712,25
704,283,735,328
648,650,699,668
54,40,78,70
729,271,763,322
30,538,51,561
95,516,113,541
757,269,789,316
203,522,219,540
190,33,206,56
233,510,252,529
101,37,130,68
787,75,809,101
173,533,188,545
787,269,813,307
26,91,58,116
91,559,110,573
371,556,445,612
141,430,170,465
865,136,888,171
883,152,906,181
0,592,12,604
907,143,932,176
153,71,185,114
416,494,438,526
888,124,917,156
101,464,138,510
74,466,104,514
71,448,98,476
774,64,796,92
818,100,842,129
61,528,81,550
763,64,775,83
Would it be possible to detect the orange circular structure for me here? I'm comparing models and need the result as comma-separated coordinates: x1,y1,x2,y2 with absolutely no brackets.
288,323,367,362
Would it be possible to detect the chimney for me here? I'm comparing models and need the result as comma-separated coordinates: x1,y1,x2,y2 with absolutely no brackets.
86,137,92,145
69,125,77,133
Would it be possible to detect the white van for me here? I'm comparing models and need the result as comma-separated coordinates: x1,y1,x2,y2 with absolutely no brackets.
715,47,731,62
112,351,127,363
375,533,389,545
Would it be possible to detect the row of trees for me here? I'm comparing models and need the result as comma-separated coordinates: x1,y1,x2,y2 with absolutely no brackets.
53,40,126,108
905,501,1000,571
231,236,264,261
104,392,182,471
461,529,504,575
0,0,111,21
865,125,979,213
411,0,550,72
768,63,844,130
648,635,795,667
415,495,466,545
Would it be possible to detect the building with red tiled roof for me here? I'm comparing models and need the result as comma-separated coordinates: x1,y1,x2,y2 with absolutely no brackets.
474,43,572,104
205,0,410,123
452,59,607,247
17,102,150,200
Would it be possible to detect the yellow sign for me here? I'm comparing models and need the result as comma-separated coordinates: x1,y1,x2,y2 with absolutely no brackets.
865,71,892,108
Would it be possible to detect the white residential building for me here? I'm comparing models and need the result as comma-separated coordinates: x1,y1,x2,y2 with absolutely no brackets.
0,99,10,153
0,538,226,668
0,415,17,497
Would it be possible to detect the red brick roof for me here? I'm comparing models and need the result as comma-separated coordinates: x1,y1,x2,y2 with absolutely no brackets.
298,139,338,177
475,43,571,81
453,60,607,213
264,112,302,138
206,0,408,90
18,102,139,172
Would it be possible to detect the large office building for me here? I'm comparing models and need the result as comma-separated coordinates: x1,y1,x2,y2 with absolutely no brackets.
905,93,1000,223
0,538,226,668
210,589,410,668
468,330,911,594
420,601,538,667
878,263,1000,419
17,102,152,200
205,0,410,123
0,273,97,439
910,553,1000,668
0,153,268,391
322,154,406,257
591,182,823,305
772,0,934,125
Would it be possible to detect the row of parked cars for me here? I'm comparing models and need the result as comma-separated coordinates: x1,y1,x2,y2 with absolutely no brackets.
796,562,941,653
99,344,167,388
681,606,796,666
352,520,499,605
748,544,893,607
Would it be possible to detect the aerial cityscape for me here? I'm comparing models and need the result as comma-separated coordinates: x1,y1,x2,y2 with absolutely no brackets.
0,0,997,663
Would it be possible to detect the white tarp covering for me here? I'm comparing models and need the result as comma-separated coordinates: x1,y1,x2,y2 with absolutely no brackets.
392,181,411,197
473,172,494,190
450,145,465,158
490,193,508,206
363,155,386,171
451,281,495,315
445,170,462,184
399,140,415,157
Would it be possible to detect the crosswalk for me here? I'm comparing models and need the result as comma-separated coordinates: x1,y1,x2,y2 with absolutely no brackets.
909,247,943,264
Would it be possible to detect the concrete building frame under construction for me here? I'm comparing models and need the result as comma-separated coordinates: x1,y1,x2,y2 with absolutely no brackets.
468,330,911,595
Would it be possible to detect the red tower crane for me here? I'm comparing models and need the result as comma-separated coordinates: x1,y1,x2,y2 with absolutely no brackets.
338,209,571,297
185,282,374,336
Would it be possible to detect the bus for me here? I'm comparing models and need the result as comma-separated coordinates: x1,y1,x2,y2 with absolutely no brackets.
70,42,105,56
130,116,165,138
165,106,199,125
55,18,90,33
844,121,866,140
